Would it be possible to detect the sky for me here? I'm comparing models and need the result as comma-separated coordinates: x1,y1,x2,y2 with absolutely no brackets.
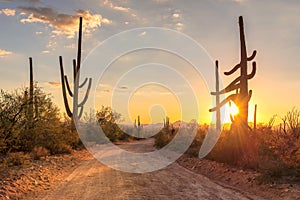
0,0,300,125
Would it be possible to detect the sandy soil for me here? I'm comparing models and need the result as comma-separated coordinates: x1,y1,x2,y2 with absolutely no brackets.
1,139,299,200
177,156,300,200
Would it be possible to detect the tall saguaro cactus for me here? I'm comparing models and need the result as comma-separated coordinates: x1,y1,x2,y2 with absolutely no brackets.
210,60,221,131
209,16,257,129
59,17,92,123
28,57,34,123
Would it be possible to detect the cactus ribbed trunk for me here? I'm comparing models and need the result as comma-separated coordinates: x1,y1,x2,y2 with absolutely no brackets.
215,61,221,131
239,16,249,127
137,115,140,127
28,57,34,123
59,17,92,124
73,17,82,126
209,16,257,131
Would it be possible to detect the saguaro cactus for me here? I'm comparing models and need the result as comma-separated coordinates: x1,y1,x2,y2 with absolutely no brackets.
209,61,221,131
254,104,257,129
28,57,34,123
137,115,140,127
209,16,257,129
59,17,92,123
164,116,170,129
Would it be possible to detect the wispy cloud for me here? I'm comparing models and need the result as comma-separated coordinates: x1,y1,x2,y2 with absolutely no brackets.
3,0,39,3
172,13,180,19
48,81,61,87
152,0,170,3
139,31,147,36
42,50,50,54
232,0,246,3
0,8,16,16
119,86,128,90
0,49,13,57
17,7,111,38
113,6,129,12
102,89,111,93
103,0,130,12
175,22,184,31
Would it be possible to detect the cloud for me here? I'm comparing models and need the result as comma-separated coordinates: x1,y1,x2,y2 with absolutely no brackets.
42,50,50,54
119,86,128,90
103,0,130,12
0,49,13,56
113,6,129,12
175,22,184,31
152,0,169,3
232,0,246,3
172,13,180,18
102,89,111,93
98,83,111,88
0,8,16,16
18,7,111,38
3,0,39,3
48,82,61,87
139,31,147,36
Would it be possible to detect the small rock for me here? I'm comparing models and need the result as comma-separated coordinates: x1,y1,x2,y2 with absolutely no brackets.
34,180,39,186
226,177,231,182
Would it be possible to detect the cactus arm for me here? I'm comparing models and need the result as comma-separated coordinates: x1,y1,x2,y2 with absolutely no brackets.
230,113,235,123
78,78,92,107
211,63,256,96
246,90,252,102
79,78,88,88
64,75,74,97
211,83,240,95
209,93,238,112
78,105,84,119
247,50,257,61
76,17,82,77
224,63,240,76
248,62,256,80
59,56,73,117
73,59,77,82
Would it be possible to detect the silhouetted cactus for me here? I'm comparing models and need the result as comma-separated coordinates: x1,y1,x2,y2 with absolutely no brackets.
209,61,221,131
209,16,257,129
28,57,34,123
164,116,170,129
254,104,257,129
137,115,141,127
59,17,92,123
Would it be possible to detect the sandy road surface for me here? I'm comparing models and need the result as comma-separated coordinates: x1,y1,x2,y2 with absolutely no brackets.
30,139,264,200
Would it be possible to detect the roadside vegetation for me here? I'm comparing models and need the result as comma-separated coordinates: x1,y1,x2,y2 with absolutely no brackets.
0,86,127,173
155,109,300,182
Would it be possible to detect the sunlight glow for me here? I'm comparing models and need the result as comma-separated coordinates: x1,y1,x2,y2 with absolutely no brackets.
229,101,239,116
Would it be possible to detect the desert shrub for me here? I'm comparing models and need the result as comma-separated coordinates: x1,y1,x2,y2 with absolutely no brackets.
0,86,80,156
154,126,175,148
31,146,49,160
257,109,300,178
96,106,128,142
184,124,208,157
5,152,30,167
0,89,27,154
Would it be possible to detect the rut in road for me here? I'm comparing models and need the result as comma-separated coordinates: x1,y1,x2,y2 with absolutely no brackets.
30,139,264,200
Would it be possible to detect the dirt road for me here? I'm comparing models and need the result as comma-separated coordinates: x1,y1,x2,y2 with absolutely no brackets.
29,139,263,200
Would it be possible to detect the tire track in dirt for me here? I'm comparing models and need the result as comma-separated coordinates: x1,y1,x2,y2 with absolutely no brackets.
30,139,264,200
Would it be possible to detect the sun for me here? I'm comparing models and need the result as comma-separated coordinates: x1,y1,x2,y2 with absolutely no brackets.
229,101,239,116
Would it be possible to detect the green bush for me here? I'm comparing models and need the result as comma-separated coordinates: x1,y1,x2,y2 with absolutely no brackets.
0,87,80,156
